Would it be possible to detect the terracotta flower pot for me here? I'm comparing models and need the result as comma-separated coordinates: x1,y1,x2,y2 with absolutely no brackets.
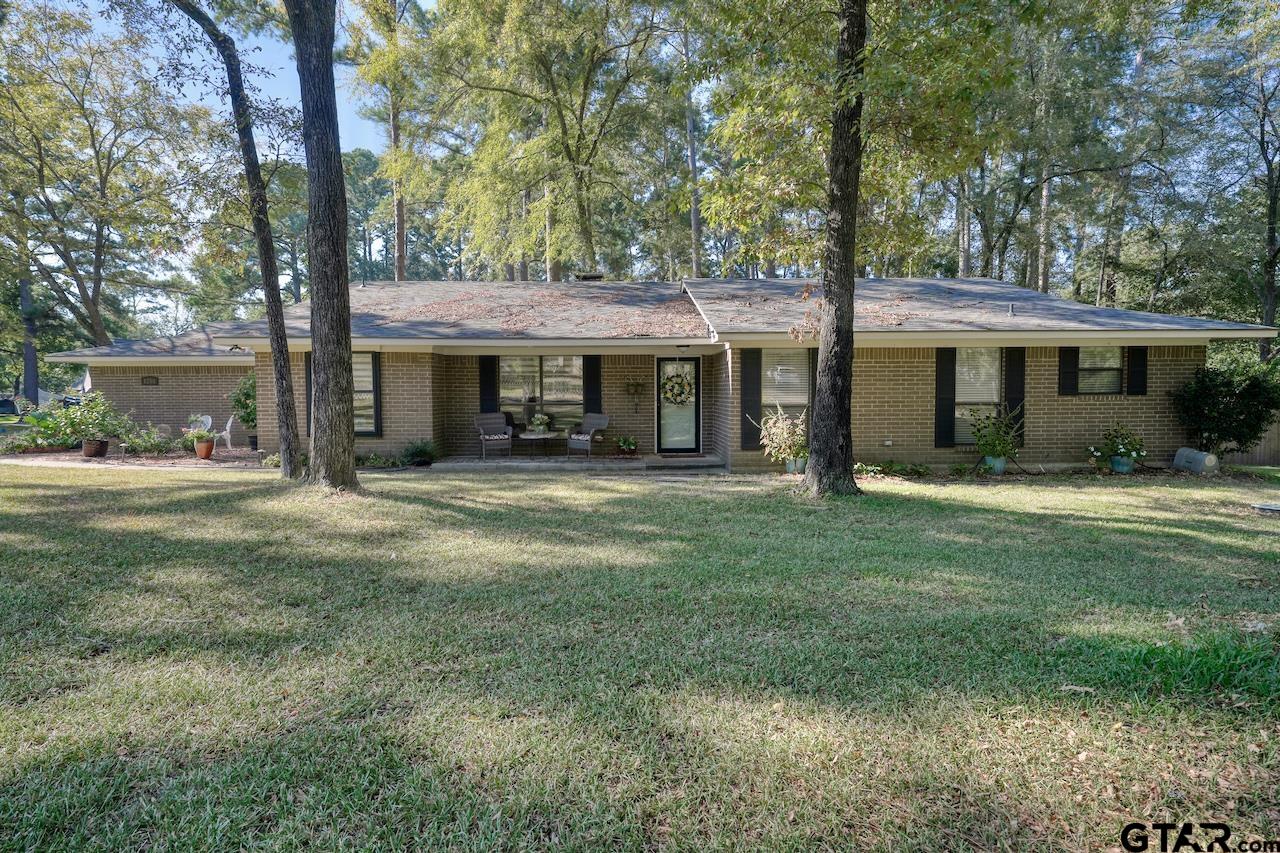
82,439,109,458
195,439,215,460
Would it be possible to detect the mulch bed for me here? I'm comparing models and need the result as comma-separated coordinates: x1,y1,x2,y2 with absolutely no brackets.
7,442,265,468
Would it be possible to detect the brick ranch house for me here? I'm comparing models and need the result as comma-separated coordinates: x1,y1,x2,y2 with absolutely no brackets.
49,277,1274,470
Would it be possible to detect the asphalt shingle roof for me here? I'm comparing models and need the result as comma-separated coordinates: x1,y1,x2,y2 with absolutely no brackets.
214,280,711,341
47,330,253,361
681,277,1271,336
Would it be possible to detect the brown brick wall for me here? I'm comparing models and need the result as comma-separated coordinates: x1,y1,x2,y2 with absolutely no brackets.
257,350,440,457
437,354,480,456
252,343,1203,468
731,345,1205,469
704,350,735,464
91,364,252,444
601,354,655,453
254,351,306,455
1018,345,1201,465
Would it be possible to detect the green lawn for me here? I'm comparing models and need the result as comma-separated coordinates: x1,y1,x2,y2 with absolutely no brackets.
1,467,1277,849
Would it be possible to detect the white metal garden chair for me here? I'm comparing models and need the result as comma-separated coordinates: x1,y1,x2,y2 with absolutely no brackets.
213,416,234,450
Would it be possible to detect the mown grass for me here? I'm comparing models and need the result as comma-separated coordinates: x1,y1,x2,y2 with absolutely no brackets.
0,466,1277,850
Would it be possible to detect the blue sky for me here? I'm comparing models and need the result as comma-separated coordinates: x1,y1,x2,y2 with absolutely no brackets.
233,30,386,154
87,0,388,154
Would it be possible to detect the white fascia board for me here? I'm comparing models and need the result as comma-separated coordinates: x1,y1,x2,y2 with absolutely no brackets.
717,327,1276,347
224,337,720,355
43,355,255,366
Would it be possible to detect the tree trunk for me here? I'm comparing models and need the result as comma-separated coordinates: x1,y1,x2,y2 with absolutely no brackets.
957,175,971,276
764,258,777,278
804,0,865,498
391,104,406,282
1261,150,1278,360
283,0,358,490
288,243,304,302
19,276,38,404
683,31,703,279
503,262,515,282
545,184,561,281
1070,218,1085,300
1036,174,1052,293
571,174,596,271
169,0,304,479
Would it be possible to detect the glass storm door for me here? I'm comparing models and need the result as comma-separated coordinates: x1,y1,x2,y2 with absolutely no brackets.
657,358,700,453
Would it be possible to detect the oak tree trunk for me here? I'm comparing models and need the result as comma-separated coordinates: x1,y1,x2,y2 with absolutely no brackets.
804,0,865,498
169,0,304,479
283,0,358,489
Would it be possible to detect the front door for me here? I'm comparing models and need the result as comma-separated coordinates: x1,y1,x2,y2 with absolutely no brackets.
657,358,700,453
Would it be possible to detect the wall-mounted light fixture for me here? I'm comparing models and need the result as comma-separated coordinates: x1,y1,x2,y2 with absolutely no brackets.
624,380,646,413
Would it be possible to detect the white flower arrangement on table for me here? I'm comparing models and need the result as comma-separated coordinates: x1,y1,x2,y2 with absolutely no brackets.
660,372,695,406
529,413,551,433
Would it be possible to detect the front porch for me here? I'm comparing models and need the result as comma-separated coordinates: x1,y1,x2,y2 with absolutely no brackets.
430,452,726,473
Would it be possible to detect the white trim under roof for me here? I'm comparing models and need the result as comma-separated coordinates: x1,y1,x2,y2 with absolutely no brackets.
214,336,720,354
717,327,1276,347
44,354,255,366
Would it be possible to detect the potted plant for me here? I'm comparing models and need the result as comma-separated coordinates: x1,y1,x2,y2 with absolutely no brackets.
187,428,217,459
969,406,1020,475
1090,424,1146,473
616,435,638,457
230,372,257,451
755,404,808,473
57,392,127,457
529,412,551,434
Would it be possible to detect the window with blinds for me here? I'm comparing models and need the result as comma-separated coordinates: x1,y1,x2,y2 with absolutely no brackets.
499,355,583,430
955,347,1001,444
1078,346,1123,394
352,353,378,434
307,352,381,436
762,349,810,418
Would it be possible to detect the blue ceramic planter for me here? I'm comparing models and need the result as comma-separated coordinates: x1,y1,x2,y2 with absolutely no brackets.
1110,456,1135,474
983,456,1007,475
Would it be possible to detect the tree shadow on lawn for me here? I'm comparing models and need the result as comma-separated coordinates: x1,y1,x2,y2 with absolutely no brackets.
2,472,1275,707
0,678,1111,850
2,470,1278,846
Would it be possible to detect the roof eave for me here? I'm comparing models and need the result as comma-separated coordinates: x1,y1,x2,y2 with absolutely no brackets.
211,335,716,350
715,327,1277,346
44,354,256,365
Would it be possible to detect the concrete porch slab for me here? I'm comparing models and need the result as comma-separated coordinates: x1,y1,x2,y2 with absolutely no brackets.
430,453,725,473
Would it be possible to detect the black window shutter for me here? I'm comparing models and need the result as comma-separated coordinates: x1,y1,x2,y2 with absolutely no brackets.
934,347,956,448
369,353,383,437
583,355,602,413
1058,347,1079,396
1003,347,1026,443
478,355,499,413
1126,346,1148,395
740,348,762,450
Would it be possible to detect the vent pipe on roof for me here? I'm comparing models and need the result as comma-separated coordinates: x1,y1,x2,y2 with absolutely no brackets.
1008,302,1015,316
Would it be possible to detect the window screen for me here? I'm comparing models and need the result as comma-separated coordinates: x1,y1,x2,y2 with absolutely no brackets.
1078,346,1123,394
352,353,378,434
762,349,810,418
955,347,1001,444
